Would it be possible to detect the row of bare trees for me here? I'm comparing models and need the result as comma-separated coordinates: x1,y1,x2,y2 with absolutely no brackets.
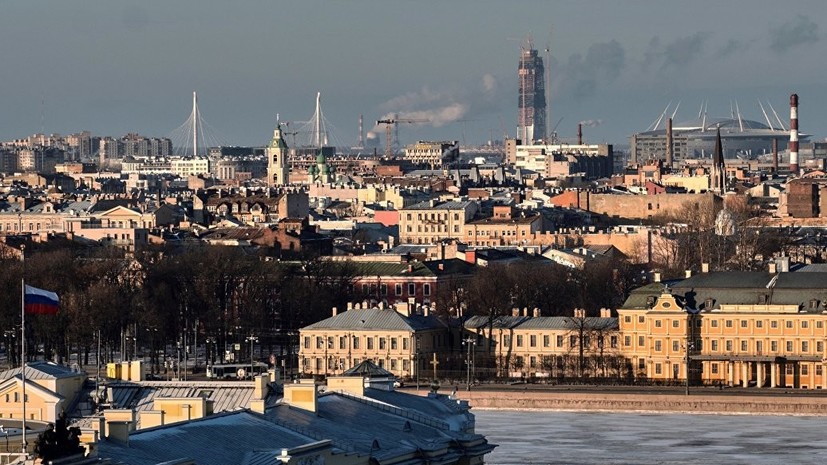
650,197,789,277
0,246,361,372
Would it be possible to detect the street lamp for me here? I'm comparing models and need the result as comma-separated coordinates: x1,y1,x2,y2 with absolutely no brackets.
247,335,259,379
462,336,476,391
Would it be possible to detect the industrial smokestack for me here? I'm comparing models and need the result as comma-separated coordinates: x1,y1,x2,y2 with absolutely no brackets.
789,93,799,174
666,118,673,167
577,123,582,145
358,114,364,148
772,138,778,172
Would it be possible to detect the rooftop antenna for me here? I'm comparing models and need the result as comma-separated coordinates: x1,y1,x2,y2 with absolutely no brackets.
768,100,787,131
544,27,552,143
758,100,774,130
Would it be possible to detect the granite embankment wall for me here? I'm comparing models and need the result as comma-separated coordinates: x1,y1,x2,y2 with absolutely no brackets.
456,390,827,415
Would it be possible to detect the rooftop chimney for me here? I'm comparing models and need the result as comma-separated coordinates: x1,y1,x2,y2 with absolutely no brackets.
332,307,338,317
654,272,661,283
768,262,777,274
702,263,710,273
685,270,692,279
789,93,799,174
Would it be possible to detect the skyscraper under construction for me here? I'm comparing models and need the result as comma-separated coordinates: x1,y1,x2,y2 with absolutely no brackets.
517,44,546,143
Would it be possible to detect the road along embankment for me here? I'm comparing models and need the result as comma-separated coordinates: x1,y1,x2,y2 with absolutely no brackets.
455,389,827,415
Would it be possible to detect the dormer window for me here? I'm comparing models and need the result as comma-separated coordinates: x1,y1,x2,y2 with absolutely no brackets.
704,298,714,310
810,299,819,310
646,296,656,308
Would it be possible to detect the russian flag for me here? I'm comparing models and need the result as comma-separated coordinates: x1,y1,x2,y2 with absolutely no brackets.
24,285,60,315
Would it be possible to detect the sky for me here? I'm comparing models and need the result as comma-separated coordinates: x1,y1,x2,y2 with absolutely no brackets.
1,0,826,150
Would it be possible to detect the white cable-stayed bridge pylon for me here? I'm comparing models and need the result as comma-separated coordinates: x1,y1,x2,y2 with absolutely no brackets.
293,92,348,149
168,91,228,157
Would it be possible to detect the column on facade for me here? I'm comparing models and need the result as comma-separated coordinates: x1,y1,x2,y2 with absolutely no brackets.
809,363,815,389
727,361,735,387
741,362,749,388
756,362,764,388
822,363,827,390
770,362,777,388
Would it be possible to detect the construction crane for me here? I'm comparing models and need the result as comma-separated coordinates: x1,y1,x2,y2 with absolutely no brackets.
376,116,429,157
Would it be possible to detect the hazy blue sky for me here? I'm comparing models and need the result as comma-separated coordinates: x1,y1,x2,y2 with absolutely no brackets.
1,0,825,149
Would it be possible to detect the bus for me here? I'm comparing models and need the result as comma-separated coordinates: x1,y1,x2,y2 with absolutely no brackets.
206,362,269,380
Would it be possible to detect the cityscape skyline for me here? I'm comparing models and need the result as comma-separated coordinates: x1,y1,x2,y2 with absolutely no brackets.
1,0,826,148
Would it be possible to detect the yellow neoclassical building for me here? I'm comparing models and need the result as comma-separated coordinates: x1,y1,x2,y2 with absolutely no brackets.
299,302,453,379
618,270,827,389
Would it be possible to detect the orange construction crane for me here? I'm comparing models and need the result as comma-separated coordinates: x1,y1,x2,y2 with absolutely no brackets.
376,116,429,157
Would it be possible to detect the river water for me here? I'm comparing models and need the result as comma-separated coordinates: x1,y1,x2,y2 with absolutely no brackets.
474,409,827,464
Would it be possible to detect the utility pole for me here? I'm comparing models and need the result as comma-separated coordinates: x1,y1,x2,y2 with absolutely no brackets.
247,335,259,379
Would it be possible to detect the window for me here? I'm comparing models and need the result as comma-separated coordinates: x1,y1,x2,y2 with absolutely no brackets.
638,316,645,323
818,365,823,376
756,320,763,328
711,363,719,375
638,336,645,347
327,337,334,349
654,340,662,352
802,341,809,352
725,320,733,328
556,335,563,347
786,341,793,352
390,359,397,370
380,284,388,296
516,335,524,347
771,341,777,352
304,337,310,349
624,316,631,323
408,283,416,295
624,336,632,346
543,335,550,347
391,338,398,350
503,335,511,347
610,336,618,348
740,341,747,351
672,320,680,328
802,321,809,329
711,320,718,328
711,340,718,351
423,284,431,296
726,340,733,351
818,341,824,353
530,335,537,347
655,363,662,375
655,320,662,328
316,337,323,349
802,364,809,376
352,336,360,350
786,321,793,329
570,335,577,348
379,338,387,350
367,338,374,350
529,356,537,368
672,341,680,352
339,336,346,349
740,320,748,328
771,321,778,329
818,321,824,329
638,359,645,371
756,341,763,353
395,284,403,296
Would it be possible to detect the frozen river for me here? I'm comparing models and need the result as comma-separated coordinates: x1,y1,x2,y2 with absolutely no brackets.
474,409,827,464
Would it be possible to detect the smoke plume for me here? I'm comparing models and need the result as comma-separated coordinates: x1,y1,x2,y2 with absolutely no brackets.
578,119,603,127
770,15,819,53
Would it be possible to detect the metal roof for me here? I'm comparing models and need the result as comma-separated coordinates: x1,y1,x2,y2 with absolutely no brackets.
303,307,445,332
0,361,86,381
463,315,529,330
98,410,317,465
104,381,260,414
517,316,618,331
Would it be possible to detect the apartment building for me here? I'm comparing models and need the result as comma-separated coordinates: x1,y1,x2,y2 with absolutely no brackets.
399,199,477,245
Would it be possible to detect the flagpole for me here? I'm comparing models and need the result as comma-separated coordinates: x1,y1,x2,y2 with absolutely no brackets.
20,244,27,455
